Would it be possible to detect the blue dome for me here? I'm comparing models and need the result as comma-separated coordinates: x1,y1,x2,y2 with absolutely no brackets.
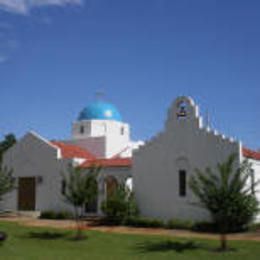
78,101,122,121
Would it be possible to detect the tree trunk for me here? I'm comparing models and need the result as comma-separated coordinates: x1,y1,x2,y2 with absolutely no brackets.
220,233,227,251
74,206,82,240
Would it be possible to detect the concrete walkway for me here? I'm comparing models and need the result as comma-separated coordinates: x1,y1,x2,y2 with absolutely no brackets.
1,216,260,242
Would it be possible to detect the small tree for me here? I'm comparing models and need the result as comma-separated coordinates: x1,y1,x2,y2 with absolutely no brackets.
189,154,259,251
61,164,101,239
0,134,16,164
0,166,15,209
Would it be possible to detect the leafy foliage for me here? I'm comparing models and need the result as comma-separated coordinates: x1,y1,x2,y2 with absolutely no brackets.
61,164,101,239
167,219,194,230
62,164,100,209
0,166,15,202
0,133,16,164
101,185,139,225
189,154,259,250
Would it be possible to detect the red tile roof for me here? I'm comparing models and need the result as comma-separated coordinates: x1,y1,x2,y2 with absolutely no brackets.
51,141,96,160
79,158,132,168
51,141,131,168
243,147,260,161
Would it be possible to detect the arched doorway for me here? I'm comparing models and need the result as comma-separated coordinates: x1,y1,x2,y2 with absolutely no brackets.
105,176,118,199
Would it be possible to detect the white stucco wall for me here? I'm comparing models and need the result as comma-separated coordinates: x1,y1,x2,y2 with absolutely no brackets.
244,158,260,222
133,96,240,222
2,131,133,215
71,120,132,158
2,132,73,213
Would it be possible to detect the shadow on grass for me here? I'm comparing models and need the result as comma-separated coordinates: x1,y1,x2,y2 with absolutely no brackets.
136,239,238,254
136,240,201,253
66,235,88,242
26,231,68,240
22,230,89,242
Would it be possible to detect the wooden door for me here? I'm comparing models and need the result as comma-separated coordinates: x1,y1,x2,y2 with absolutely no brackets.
18,177,36,211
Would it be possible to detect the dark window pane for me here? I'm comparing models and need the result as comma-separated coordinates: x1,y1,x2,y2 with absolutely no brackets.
250,169,255,194
61,180,66,195
179,170,186,197
80,125,84,134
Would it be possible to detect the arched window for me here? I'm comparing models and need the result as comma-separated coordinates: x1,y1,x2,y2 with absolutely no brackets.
179,170,186,197
80,125,84,134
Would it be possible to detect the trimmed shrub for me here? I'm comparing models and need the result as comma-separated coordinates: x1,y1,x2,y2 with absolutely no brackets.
192,220,249,233
124,217,165,228
167,219,194,230
40,210,73,220
192,221,219,233
40,211,56,219
56,211,73,220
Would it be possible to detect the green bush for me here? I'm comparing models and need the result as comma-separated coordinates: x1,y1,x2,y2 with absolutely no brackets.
40,211,56,219
102,185,139,225
166,219,194,230
40,210,73,220
125,217,165,228
192,220,249,233
56,211,73,220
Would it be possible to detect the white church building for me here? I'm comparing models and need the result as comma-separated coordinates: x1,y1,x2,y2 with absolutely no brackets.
2,96,260,221
133,96,260,221
2,101,142,215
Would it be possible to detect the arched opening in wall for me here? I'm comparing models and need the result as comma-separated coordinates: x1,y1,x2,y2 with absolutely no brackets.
105,176,118,199
176,100,188,119
179,170,186,197
85,178,98,214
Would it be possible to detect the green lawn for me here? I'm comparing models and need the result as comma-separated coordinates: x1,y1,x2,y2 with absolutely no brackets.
0,221,260,260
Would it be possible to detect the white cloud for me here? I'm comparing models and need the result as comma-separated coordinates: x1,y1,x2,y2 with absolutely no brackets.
0,0,83,15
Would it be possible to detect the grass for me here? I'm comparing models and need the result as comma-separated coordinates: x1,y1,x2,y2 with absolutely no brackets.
0,221,260,259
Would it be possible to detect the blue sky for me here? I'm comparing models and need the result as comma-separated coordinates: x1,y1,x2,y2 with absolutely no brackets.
0,0,259,149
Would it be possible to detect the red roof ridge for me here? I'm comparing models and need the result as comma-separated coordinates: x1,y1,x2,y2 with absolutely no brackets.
242,147,260,161
79,157,132,168
51,141,96,160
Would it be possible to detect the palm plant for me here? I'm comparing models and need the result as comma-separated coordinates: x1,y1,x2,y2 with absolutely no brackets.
189,154,259,251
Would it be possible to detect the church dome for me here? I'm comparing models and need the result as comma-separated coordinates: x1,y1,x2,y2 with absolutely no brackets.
78,101,122,121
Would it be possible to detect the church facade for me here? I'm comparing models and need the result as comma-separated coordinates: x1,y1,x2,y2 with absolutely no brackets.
2,96,260,221
133,96,260,221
